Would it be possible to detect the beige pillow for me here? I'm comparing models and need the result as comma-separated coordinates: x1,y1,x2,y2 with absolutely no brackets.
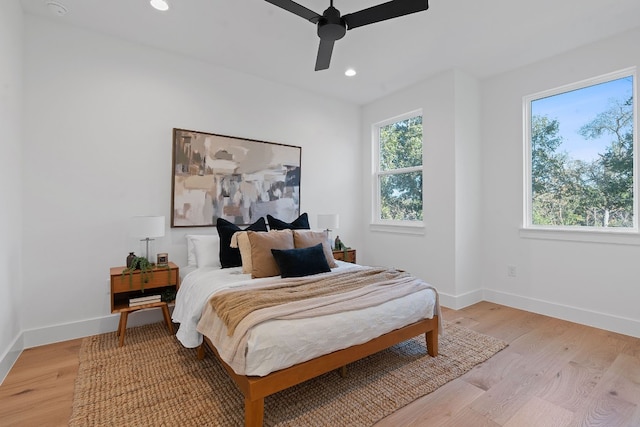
292,230,337,268
246,229,294,278
231,231,253,274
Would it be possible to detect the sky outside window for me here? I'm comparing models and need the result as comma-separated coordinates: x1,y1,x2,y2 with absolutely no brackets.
531,76,633,162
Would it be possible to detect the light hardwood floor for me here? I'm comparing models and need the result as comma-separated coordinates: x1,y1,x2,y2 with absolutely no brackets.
1,302,639,426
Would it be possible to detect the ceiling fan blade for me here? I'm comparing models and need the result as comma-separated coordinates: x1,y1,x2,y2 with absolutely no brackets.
315,39,335,71
265,0,321,23
343,0,428,30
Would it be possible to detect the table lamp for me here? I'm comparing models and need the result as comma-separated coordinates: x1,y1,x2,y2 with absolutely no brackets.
130,215,165,261
317,213,339,249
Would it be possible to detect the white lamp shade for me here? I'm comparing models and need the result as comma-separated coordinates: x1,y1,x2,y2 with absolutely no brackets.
317,214,339,230
130,215,165,238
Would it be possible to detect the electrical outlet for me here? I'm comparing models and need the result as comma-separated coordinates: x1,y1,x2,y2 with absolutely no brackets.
507,265,517,277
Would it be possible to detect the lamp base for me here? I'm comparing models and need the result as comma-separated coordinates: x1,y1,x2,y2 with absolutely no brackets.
324,228,334,250
140,238,156,263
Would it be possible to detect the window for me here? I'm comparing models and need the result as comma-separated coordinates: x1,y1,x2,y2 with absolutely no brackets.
524,69,636,232
372,110,423,226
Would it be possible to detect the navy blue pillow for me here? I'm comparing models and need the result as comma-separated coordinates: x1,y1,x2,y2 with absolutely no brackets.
216,217,267,268
267,213,310,230
271,243,331,278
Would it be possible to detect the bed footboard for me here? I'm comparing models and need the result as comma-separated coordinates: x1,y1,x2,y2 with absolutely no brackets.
198,315,439,427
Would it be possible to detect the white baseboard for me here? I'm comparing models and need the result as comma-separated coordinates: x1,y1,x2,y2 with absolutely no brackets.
483,288,640,339
438,288,484,310
434,287,639,339
0,332,24,385
22,309,168,349
1,309,168,385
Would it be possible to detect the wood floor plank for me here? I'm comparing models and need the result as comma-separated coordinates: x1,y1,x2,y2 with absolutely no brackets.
503,396,573,427
459,346,524,392
0,339,80,427
447,303,522,339
567,353,640,426
537,358,603,412
467,324,588,424
439,406,501,427
630,406,640,427
569,392,637,427
375,378,485,426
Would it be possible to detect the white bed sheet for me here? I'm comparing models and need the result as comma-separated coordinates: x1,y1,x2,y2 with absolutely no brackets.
173,261,437,376
179,264,198,281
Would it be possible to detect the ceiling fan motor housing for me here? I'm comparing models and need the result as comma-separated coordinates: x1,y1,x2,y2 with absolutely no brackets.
317,6,346,41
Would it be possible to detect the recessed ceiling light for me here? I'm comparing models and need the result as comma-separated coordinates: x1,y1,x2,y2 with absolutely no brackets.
150,0,169,11
345,68,357,77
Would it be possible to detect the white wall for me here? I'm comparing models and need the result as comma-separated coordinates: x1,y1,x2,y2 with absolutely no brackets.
453,71,482,305
480,27,640,337
360,70,483,308
0,0,24,383
20,15,361,347
361,29,640,338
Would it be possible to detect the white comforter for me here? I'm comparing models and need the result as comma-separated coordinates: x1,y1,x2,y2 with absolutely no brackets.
172,261,438,376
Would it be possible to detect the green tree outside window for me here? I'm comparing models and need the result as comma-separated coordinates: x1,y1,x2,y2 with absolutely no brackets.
529,74,634,228
377,114,423,222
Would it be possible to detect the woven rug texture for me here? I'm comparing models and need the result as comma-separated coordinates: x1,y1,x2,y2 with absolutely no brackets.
69,321,506,426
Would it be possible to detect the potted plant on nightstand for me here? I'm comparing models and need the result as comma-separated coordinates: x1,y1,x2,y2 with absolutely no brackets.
122,255,154,291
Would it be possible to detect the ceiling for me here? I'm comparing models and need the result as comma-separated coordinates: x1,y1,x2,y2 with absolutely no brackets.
19,0,640,105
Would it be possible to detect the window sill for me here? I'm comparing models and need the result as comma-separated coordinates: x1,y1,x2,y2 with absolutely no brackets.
520,227,640,245
369,223,425,235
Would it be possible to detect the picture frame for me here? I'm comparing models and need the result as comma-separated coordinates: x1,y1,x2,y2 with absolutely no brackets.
171,128,302,227
156,253,168,267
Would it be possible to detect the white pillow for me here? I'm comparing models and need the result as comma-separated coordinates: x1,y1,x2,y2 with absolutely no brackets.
186,235,206,266
186,234,220,268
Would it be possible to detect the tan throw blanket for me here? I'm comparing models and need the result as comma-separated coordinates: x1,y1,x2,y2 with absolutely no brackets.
197,267,440,374
211,267,415,335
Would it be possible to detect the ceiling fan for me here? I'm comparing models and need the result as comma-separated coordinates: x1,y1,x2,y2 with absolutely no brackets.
265,0,429,71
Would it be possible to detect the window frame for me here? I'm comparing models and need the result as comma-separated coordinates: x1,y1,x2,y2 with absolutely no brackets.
522,67,638,240
371,109,425,233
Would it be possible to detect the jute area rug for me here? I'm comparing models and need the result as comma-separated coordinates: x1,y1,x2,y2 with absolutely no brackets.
70,321,506,426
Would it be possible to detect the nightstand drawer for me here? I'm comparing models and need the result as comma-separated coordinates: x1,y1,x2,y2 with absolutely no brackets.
333,249,356,264
111,268,178,293
110,262,179,294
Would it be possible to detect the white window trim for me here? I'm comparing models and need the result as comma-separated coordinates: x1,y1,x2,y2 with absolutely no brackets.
371,109,425,233
370,222,426,235
522,67,638,241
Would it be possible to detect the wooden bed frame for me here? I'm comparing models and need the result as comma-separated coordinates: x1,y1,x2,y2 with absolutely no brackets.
197,315,439,427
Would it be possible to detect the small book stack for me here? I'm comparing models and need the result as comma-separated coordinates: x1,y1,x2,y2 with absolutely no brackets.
129,294,162,307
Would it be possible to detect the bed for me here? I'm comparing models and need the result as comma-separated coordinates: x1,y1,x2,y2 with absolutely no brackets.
172,228,440,426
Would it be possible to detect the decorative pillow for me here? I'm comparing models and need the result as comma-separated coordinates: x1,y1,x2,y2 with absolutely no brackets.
246,229,294,278
217,217,268,268
186,234,220,268
271,243,331,278
292,229,337,268
267,212,310,230
230,231,253,274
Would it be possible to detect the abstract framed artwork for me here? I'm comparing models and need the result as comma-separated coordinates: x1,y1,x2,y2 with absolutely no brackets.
171,128,301,228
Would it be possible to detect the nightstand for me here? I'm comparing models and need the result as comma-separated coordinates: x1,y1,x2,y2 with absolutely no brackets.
333,249,356,264
110,261,180,347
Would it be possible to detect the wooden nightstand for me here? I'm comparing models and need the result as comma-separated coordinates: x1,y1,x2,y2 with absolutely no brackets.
110,262,180,347
333,249,356,264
